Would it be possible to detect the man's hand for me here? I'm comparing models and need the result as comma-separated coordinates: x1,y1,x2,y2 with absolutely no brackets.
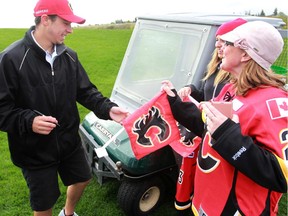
109,107,129,124
32,115,58,134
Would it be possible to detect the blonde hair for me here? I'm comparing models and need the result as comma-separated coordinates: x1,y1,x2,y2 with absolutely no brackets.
231,59,286,96
203,48,231,85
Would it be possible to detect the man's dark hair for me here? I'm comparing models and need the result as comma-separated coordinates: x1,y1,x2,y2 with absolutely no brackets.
34,15,57,25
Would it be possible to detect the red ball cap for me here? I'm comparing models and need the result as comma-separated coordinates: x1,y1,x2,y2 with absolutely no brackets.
216,18,247,36
34,0,86,24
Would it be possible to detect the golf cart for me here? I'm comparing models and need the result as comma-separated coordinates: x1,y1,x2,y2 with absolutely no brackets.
79,13,287,216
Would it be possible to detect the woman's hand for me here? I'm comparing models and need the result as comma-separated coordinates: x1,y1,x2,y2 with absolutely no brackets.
200,102,227,134
161,80,176,97
200,102,239,134
178,86,192,101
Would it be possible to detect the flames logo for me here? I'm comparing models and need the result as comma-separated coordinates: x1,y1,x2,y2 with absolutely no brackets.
178,123,194,146
132,106,171,146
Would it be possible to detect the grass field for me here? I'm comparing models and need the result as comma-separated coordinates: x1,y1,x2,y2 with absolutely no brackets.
0,27,287,216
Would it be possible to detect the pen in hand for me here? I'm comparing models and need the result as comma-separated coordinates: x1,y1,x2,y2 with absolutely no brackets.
33,110,60,127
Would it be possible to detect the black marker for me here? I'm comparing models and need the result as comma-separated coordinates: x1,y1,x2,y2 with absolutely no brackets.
33,110,60,127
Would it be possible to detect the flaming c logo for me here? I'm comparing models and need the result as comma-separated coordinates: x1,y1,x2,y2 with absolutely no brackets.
132,106,171,146
177,123,195,146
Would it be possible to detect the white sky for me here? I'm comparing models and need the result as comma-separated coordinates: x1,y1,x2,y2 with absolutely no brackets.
0,0,287,28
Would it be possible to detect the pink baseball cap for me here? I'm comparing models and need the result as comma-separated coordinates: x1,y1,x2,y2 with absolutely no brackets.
220,21,284,71
34,0,86,24
216,18,247,36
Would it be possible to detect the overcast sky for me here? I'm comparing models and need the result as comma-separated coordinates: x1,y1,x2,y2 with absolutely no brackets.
0,0,287,28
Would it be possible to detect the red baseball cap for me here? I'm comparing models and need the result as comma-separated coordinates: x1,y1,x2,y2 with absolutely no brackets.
216,18,247,36
34,0,86,24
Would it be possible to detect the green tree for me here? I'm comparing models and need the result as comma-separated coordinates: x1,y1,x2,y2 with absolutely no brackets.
260,10,266,16
273,8,278,16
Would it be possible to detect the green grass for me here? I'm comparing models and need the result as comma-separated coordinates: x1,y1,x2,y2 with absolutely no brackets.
274,38,287,67
0,27,287,216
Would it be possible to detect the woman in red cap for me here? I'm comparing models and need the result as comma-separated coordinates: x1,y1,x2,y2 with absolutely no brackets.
178,18,247,101
162,20,287,215
174,18,247,216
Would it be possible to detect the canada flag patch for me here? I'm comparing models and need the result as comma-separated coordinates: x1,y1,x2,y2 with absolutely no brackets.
266,98,288,120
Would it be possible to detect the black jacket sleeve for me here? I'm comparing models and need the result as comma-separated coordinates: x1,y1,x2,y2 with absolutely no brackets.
212,119,287,192
186,83,205,102
75,59,117,120
167,89,205,137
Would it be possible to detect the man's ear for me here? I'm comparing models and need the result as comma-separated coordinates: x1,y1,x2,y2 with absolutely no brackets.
41,15,50,26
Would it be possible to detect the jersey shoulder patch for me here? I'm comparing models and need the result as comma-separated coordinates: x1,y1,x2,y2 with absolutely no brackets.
266,98,288,120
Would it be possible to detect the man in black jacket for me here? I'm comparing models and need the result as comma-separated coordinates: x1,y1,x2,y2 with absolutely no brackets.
0,0,128,215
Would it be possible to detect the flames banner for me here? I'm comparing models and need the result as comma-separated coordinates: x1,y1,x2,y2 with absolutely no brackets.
170,124,202,157
122,91,201,159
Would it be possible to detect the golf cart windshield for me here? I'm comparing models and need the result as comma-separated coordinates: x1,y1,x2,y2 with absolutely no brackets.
110,19,213,111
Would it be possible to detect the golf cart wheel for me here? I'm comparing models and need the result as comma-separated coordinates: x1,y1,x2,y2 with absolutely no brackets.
117,177,165,216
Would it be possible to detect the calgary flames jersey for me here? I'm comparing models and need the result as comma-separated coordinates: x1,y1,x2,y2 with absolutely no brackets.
189,84,288,215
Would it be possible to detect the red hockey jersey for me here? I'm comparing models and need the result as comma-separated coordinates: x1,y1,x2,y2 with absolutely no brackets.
191,84,288,215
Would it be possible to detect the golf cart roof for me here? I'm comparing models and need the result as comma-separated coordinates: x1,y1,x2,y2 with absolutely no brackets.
137,13,286,28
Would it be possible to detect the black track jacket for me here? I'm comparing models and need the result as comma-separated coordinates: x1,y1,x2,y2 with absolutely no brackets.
0,26,117,169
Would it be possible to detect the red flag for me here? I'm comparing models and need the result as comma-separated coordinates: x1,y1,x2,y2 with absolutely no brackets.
168,95,201,157
170,124,202,157
122,91,181,159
